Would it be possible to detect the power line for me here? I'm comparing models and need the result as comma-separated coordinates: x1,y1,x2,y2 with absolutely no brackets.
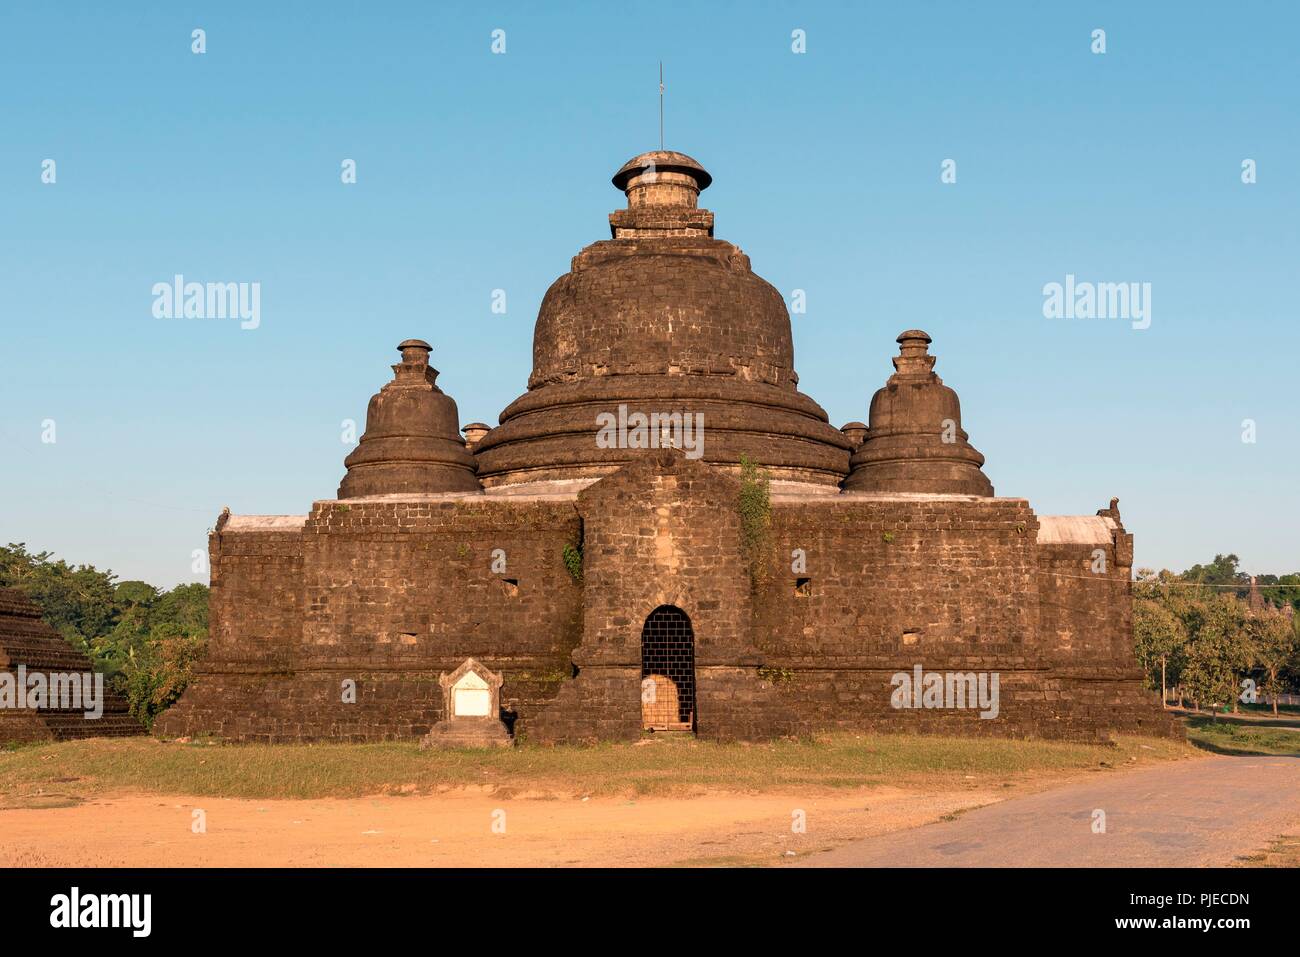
1040,569,1298,590
0,428,217,514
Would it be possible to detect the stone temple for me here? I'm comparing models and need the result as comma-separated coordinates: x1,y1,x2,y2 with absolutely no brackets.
159,150,1175,744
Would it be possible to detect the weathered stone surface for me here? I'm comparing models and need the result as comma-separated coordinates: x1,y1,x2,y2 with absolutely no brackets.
338,339,480,498
158,149,1176,746
473,151,853,488
420,716,512,749
846,330,994,495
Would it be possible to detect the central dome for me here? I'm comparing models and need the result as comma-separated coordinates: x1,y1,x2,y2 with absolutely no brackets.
474,151,852,487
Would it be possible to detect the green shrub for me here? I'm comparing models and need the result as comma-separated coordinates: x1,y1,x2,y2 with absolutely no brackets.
562,542,584,584
737,456,772,591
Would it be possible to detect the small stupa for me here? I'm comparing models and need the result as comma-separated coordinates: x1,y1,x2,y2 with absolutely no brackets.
845,330,993,495
337,339,480,497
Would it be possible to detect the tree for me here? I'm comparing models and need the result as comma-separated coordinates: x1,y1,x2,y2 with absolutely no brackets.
1133,556,1300,714
152,582,208,634
1261,573,1300,613
1181,554,1249,598
120,623,208,726
0,544,118,654
1251,612,1300,716
93,581,159,680
1181,595,1252,717
1133,596,1185,706
0,542,209,726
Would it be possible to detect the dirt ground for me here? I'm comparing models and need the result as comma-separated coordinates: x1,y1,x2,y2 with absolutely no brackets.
0,783,999,867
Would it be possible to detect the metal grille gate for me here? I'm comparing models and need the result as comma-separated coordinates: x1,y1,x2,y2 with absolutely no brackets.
640,605,696,732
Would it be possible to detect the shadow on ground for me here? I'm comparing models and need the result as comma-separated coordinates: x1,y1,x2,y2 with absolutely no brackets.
1180,712,1300,758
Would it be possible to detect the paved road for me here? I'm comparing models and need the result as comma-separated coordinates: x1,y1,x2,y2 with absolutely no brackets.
804,755,1300,867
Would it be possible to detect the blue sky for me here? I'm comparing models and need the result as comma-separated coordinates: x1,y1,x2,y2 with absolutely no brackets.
2,1,1296,586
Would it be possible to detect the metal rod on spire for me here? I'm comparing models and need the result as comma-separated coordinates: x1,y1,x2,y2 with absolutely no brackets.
659,61,664,150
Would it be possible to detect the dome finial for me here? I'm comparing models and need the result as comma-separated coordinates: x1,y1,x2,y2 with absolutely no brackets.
398,338,432,367
893,329,936,377
611,151,712,209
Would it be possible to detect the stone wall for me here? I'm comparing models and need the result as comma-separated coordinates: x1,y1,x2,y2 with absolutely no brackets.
1037,517,1136,667
730,494,1176,741
528,450,755,743
161,460,1175,744
1035,517,1179,737
727,494,1054,739
159,498,583,742
756,494,1040,663
206,519,304,670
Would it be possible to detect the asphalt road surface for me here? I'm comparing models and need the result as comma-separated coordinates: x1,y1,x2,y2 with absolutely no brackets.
804,755,1300,867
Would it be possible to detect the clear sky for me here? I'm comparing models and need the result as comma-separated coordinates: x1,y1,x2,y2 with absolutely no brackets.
2,1,1296,587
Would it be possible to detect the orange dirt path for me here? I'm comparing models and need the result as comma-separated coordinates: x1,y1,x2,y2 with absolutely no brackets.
0,784,995,868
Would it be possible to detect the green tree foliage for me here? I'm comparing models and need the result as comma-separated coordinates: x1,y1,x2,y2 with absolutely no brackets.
1180,595,1252,715
1252,613,1300,717
1253,573,1300,612
1133,556,1300,716
0,543,208,726
561,542,583,585
120,626,209,723
1181,553,1249,596
0,544,118,655
1132,587,1185,703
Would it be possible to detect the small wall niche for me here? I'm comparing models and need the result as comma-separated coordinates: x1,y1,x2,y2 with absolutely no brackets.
794,577,812,597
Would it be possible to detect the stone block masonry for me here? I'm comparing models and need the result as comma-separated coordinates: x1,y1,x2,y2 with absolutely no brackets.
159,465,1176,743
159,148,1175,745
159,498,584,741
0,588,143,743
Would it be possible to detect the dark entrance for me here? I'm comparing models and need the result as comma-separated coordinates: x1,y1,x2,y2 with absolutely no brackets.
640,605,696,732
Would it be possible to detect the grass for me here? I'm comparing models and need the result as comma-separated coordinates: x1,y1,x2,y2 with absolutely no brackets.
1237,702,1300,717
0,731,1194,803
1233,834,1300,868
1183,716,1300,757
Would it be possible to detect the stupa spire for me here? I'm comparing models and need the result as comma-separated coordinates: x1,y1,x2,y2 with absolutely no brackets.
471,149,852,488
844,330,993,496
337,339,480,498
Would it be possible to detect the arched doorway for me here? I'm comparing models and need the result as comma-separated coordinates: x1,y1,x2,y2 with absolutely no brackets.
640,605,696,732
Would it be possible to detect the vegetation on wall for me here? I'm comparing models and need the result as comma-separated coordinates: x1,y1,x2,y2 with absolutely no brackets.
562,542,584,585
510,668,571,684
1133,554,1300,716
0,543,209,727
737,455,772,591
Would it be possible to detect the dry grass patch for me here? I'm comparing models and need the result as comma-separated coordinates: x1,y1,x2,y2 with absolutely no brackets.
0,731,1195,803
1233,834,1300,868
